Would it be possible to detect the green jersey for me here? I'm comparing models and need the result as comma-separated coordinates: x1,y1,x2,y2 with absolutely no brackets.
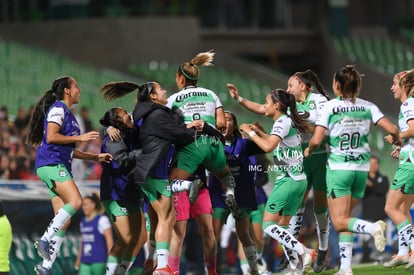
316,97,384,171
398,97,414,167
296,92,328,154
167,86,222,126
270,114,306,181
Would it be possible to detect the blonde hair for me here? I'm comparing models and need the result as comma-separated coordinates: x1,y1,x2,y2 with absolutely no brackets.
177,50,215,85
400,69,414,97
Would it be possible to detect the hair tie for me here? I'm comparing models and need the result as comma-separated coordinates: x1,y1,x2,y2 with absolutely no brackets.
179,64,198,81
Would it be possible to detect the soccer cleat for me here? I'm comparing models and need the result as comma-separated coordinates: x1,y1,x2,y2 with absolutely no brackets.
302,249,317,274
225,194,241,219
383,254,409,267
312,249,327,273
283,268,302,275
406,252,414,269
34,263,51,275
34,239,51,261
334,268,354,275
256,258,268,272
153,265,174,275
188,178,204,203
372,220,387,252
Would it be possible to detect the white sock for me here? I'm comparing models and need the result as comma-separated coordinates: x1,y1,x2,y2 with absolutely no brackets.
42,233,64,268
338,241,353,271
42,207,72,241
398,228,410,256
289,207,305,238
220,215,235,248
282,245,299,270
106,262,118,275
314,211,329,251
351,219,375,234
156,248,169,268
143,242,149,259
240,262,250,273
170,179,191,192
399,223,414,252
264,224,305,255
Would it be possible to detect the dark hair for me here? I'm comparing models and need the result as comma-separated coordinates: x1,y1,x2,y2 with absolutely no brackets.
270,89,310,134
177,50,214,87
99,107,130,132
84,192,102,212
294,69,329,100
334,65,362,102
224,111,241,138
100,81,154,103
27,76,73,145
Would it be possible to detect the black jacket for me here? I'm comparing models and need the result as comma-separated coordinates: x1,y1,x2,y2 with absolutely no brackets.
132,102,198,184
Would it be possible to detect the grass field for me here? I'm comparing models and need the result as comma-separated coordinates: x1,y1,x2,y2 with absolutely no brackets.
304,263,408,275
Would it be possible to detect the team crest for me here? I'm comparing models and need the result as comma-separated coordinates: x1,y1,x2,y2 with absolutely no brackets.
308,100,316,110
58,169,67,177
120,207,128,214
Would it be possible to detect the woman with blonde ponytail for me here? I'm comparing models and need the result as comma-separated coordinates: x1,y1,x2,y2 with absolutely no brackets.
167,51,238,275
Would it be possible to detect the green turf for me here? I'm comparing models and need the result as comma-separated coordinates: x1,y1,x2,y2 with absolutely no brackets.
304,263,408,275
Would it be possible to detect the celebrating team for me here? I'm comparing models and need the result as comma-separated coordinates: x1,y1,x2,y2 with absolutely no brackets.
28,49,414,275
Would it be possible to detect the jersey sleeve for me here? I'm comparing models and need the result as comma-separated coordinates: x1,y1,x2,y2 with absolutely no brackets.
270,117,290,139
212,91,223,109
316,94,328,108
315,102,329,128
166,95,175,109
370,102,385,124
401,99,414,123
98,215,112,234
46,106,65,126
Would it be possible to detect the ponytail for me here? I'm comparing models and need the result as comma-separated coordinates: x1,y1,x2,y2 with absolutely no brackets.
177,50,215,86
27,76,73,145
334,65,362,102
295,69,329,100
101,81,154,103
270,89,310,134
99,107,130,132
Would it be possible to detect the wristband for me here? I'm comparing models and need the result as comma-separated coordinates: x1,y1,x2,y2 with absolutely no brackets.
237,96,244,103
248,131,256,138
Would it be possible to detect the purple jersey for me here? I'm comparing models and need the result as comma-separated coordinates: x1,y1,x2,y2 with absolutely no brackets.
209,137,261,209
80,214,110,264
100,132,142,204
35,101,80,174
